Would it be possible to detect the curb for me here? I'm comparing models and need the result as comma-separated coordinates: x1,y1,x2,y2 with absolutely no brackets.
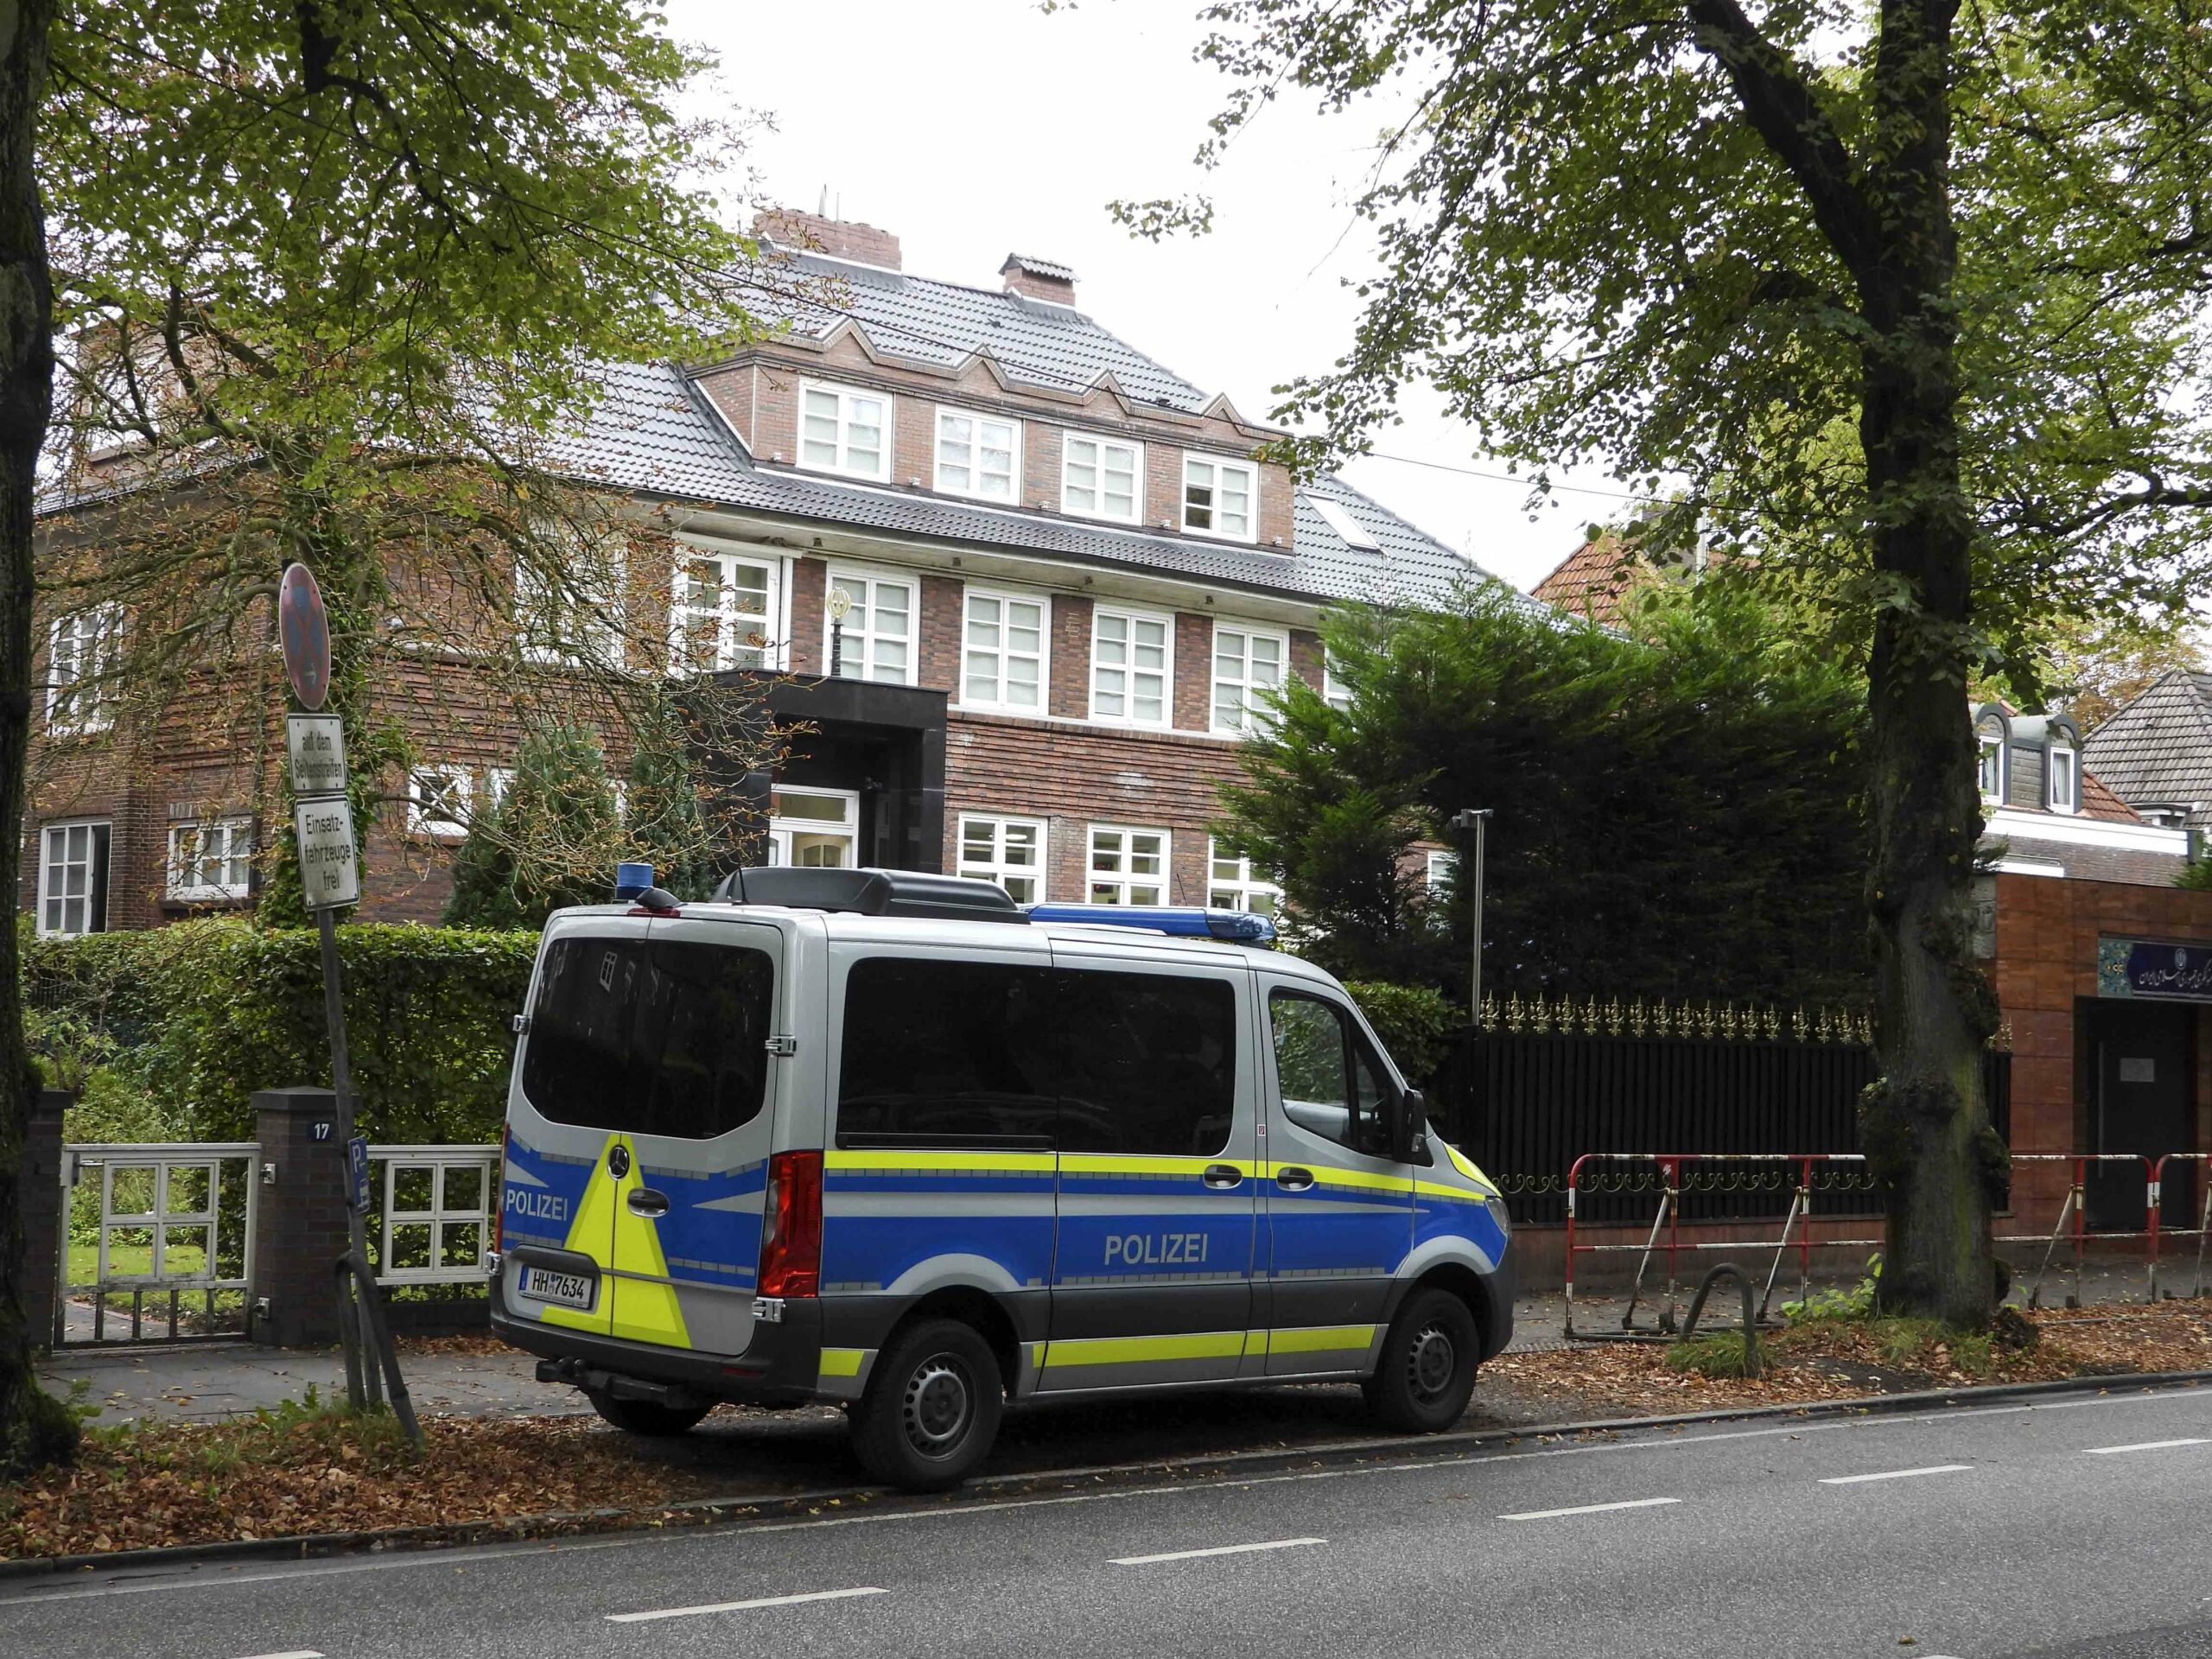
7,1366,2209,1584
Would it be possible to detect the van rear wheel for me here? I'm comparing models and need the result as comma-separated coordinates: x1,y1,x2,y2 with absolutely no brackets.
849,1319,1003,1491
1363,1287,1479,1433
586,1389,712,1438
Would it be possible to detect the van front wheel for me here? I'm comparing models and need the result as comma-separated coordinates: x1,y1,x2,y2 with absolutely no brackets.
849,1319,1003,1491
585,1389,712,1437
1363,1287,1479,1433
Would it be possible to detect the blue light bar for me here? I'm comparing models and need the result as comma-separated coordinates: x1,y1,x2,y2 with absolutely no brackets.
1024,903,1276,945
614,861,657,902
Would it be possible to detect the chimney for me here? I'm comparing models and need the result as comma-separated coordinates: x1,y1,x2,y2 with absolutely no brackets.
1001,253,1077,308
754,207,902,271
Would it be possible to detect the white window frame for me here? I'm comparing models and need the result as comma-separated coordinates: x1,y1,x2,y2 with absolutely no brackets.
1978,734,2005,805
46,602,124,735
798,380,893,482
1089,606,1174,729
957,813,1049,904
669,544,783,674
823,566,918,686
1088,823,1172,906
934,407,1022,503
483,766,515,810
767,785,861,868
1061,432,1144,525
407,766,472,839
166,815,254,902
1207,838,1281,916
1426,850,1459,895
959,587,1051,714
1182,454,1259,543
37,820,111,938
1211,623,1289,735
2048,745,2080,815
516,530,626,668
1323,651,1353,714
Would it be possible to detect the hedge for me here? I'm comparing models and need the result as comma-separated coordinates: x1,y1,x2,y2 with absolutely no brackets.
1343,980,1455,1087
26,920,537,1144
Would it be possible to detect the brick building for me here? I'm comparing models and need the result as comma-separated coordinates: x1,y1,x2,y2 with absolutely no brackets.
24,212,1496,932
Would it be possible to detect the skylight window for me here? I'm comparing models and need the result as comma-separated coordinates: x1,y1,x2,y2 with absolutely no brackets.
1313,497,1382,551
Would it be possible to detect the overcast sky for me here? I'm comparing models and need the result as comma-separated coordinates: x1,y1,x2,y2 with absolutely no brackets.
664,0,1648,594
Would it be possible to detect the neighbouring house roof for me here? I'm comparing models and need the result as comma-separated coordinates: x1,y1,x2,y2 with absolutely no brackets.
1529,531,1645,625
2081,669,2212,811
543,360,1497,609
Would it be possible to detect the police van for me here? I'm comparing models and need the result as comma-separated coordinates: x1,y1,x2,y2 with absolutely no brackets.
489,866,1514,1491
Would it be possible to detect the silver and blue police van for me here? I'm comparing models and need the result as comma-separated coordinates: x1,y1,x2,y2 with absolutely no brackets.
489,865,1514,1491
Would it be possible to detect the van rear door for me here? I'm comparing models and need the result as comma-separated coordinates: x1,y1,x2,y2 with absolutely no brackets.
499,916,653,1339
500,914,786,1357
611,913,787,1357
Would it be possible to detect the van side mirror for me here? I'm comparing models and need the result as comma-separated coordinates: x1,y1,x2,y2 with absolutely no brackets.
1389,1087,1426,1162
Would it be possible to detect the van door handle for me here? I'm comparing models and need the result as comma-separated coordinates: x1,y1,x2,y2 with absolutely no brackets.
1274,1166,1315,1192
626,1188,670,1217
1203,1163,1244,1189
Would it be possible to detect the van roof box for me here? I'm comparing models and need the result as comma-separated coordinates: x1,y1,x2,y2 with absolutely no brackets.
712,866,1029,923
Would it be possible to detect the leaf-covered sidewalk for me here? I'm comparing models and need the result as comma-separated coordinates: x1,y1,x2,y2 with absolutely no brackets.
7,1300,2209,1562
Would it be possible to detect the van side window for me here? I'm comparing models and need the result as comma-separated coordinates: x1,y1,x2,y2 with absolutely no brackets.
1057,969,1236,1157
838,957,1060,1145
523,938,773,1139
1268,990,1391,1158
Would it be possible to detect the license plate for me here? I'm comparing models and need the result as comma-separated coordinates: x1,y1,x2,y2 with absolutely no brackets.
518,1265,595,1311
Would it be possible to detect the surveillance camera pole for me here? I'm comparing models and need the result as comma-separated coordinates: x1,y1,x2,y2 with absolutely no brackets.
1449,808,1492,1028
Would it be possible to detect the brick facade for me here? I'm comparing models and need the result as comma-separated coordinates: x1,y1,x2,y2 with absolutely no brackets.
1990,874,2212,1236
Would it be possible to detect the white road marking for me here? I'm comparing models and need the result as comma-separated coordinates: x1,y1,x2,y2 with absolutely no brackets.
1109,1536,1324,1566
1819,1464,1974,1485
1498,1497,1681,1522
233,1651,323,1658
9,1384,2208,1607
606,1586,886,1624
2083,1436,2211,1455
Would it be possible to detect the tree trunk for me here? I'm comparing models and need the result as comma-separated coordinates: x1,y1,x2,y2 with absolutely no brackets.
0,0,77,1472
1855,0,2003,1329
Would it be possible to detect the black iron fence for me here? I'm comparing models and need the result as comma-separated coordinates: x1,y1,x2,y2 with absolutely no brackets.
1428,1027,2012,1227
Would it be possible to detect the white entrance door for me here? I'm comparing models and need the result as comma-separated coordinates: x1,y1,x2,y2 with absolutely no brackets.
766,785,861,868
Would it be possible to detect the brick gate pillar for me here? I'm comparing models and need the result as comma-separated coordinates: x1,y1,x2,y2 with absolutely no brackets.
20,1089,71,1351
251,1087,351,1348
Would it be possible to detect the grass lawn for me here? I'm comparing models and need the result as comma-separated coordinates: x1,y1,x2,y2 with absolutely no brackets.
65,1237,211,1285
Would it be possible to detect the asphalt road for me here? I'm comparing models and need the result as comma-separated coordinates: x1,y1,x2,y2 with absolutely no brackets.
6,1383,2212,1659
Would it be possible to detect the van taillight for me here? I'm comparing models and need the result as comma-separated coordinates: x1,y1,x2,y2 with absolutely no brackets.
758,1149,823,1299
494,1124,511,1253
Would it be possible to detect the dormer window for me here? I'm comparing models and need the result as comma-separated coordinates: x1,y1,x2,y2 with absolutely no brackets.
1064,434,1141,524
1978,731,2005,804
936,409,1019,502
1972,703,2012,809
799,383,891,481
1184,455,1256,542
2048,742,2079,815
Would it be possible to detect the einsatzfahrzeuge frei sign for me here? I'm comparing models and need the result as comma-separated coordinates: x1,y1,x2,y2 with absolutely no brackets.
293,792,361,910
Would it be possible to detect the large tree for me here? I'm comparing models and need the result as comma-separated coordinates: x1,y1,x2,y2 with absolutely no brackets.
0,0,776,1471
1134,0,2212,1324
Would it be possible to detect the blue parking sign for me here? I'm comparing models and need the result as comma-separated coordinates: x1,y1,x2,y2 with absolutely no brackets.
347,1135,372,1214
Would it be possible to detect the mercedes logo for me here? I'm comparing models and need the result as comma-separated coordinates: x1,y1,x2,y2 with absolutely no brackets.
607,1144,631,1179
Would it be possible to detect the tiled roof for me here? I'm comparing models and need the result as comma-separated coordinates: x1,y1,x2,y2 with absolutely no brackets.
757,253,1219,416
1002,253,1077,284
543,361,1495,608
1529,532,1643,624
2082,669,2212,809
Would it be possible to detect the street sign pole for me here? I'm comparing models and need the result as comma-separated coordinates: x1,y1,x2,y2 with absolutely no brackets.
281,563,418,1444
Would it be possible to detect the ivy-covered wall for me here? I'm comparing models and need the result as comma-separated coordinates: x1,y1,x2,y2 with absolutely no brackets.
26,920,536,1144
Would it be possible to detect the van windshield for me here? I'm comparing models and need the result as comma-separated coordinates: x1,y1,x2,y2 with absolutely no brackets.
522,936,774,1140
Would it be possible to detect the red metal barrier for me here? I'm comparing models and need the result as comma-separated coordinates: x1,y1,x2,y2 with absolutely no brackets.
1994,1154,2157,1310
1564,1149,2177,1343
2150,1153,2212,1301
1562,1153,1880,1340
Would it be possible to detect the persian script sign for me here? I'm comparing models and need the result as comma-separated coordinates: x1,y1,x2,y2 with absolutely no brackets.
2097,937,2212,1001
